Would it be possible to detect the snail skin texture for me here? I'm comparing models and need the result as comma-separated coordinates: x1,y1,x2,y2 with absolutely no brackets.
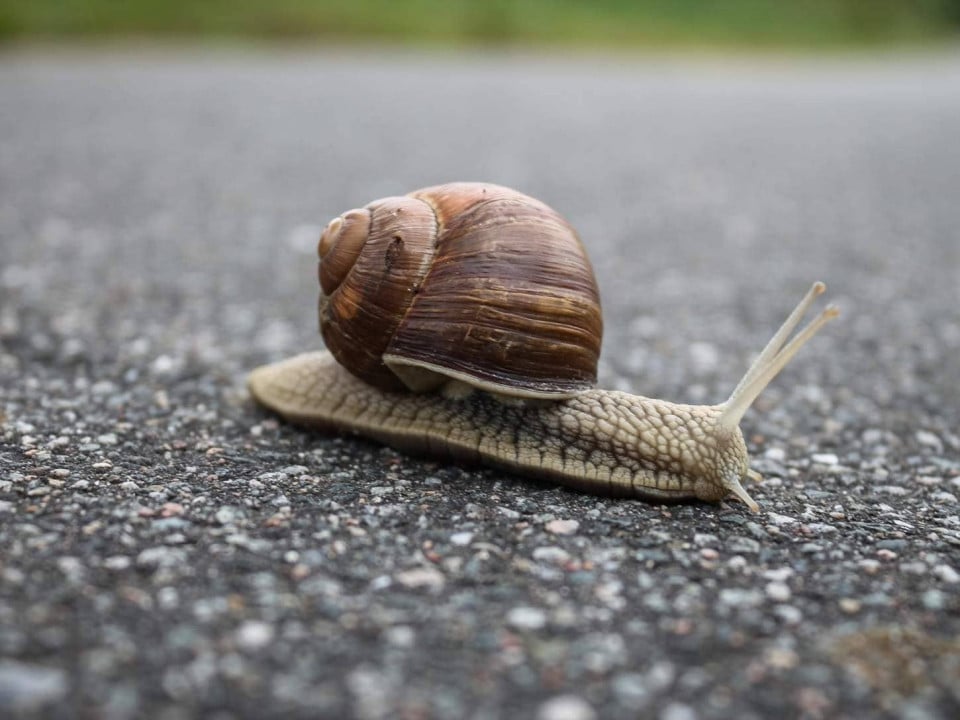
249,183,838,512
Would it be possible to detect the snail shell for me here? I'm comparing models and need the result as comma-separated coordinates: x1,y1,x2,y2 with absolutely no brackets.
317,183,602,399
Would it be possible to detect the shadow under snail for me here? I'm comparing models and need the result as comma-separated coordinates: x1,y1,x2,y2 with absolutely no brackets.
248,183,838,512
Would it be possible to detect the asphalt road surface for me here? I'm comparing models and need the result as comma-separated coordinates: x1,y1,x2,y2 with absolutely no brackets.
1,49,959,719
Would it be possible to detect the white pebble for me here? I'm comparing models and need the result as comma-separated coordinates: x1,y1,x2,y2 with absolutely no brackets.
450,531,474,546
646,661,676,691
369,575,392,591
764,447,786,462
933,564,960,584
103,556,131,571
693,533,719,547
394,566,445,591
533,546,572,564
0,661,67,710
661,702,698,720
875,485,908,496
763,567,794,582
811,453,838,466
766,512,797,526
915,430,943,451
507,606,547,631
235,620,274,651
765,581,792,602
546,519,579,535
774,605,803,625
150,354,176,375
384,625,415,648
719,588,763,608
57,557,84,580
90,380,117,396
536,694,596,720
839,598,862,614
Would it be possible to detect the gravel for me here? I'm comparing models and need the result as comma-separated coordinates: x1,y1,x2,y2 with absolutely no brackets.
1,48,959,719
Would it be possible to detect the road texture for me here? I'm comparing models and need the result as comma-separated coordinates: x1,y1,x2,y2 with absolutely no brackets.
1,49,959,719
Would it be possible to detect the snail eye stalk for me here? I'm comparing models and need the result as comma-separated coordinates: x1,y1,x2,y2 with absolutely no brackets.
718,282,839,432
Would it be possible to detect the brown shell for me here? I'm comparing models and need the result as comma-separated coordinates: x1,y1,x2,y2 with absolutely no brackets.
317,182,602,399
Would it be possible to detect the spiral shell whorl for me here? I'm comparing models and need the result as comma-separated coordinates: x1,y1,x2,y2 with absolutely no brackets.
318,209,371,295
318,196,438,391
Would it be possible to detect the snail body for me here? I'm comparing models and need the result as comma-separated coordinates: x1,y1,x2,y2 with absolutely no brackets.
249,183,838,512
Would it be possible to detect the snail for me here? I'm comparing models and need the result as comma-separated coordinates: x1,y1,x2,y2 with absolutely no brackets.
248,183,838,512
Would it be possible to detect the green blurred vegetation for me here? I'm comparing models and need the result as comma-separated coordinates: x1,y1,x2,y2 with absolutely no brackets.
1,0,959,48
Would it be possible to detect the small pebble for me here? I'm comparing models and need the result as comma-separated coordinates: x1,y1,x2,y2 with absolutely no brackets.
774,605,803,625
150,355,176,375
727,536,760,554
764,447,786,462
546,519,579,535
611,672,650,709
915,430,943,451
766,512,797,527
763,567,793,582
394,566,445,591
450,531,474,546
536,694,596,720
235,621,274,651
661,701,698,720
694,533,719,547
839,598,862,614
922,590,945,611
507,606,547,631
0,661,67,710
533,547,571,564
103,556,131,571
719,588,763,608
933,564,960,584
383,625,415,648
765,581,792,602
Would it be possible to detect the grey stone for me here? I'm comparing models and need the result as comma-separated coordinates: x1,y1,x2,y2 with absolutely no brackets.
0,661,67,711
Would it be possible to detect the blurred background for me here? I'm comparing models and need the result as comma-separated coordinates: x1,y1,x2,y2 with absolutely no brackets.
2,5,959,719
2,0,960,49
